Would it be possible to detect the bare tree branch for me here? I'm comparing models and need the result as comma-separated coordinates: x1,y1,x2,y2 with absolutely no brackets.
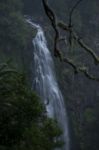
68,0,84,46
63,58,99,82
63,57,78,73
42,0,99,82
79,67,99,81
63,56,99,81
42,0,60,58
58,22,99,64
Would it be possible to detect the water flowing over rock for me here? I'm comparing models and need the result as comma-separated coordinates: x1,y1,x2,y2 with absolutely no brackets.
27,19,70,150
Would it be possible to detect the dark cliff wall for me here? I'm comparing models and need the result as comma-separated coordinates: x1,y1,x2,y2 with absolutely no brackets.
23,1,99,150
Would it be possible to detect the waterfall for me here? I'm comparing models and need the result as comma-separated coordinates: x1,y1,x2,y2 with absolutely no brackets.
27,19,70,150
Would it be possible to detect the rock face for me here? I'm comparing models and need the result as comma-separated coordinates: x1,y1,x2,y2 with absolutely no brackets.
23,1,99,150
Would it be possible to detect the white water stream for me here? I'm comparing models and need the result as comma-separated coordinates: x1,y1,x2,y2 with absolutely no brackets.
27,19,70,150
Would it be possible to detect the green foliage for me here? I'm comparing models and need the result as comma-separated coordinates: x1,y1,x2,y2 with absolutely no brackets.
0,64,63,150
20,119,63,150
0,65,42,147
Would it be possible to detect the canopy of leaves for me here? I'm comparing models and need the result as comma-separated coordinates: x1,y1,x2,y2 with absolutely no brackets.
0,63,63,150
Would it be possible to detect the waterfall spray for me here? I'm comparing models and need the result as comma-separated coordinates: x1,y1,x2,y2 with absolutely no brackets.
27,19,70,150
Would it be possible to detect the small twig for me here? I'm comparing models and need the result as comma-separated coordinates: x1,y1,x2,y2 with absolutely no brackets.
79,67,99,81
69,0,84,47
63,57,78,73
69,0,84,27
72,31,99,64
58,21,70,31
63,58,99,82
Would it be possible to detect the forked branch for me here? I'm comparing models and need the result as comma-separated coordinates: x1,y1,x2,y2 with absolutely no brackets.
42,0,99,82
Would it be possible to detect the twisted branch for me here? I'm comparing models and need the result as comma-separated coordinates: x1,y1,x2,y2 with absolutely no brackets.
58,22,99,64
42,0,60,58
42,0,99,82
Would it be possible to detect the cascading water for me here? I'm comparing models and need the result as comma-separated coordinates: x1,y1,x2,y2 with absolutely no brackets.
27,19,70,150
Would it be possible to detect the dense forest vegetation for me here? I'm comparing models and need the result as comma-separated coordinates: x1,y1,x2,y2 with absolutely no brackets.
0,63,63,150
0,0,99,150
